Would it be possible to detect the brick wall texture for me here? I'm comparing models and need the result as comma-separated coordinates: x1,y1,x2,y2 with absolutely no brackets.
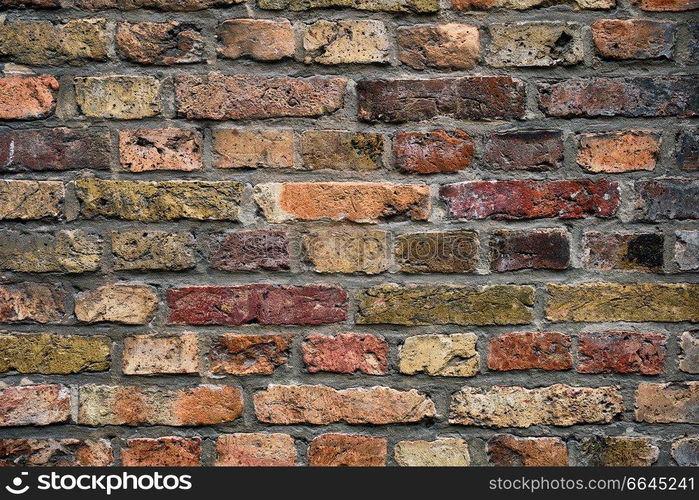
0,0,697,468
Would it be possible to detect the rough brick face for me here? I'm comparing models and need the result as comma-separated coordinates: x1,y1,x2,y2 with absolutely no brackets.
215,434,296,466
301,130,384,171
213,129,295,169
393,130,475,174
303,333,389,375
396,231,478,273
0,230,102,273
303,229,389,274
577,131,661,173
0,282,65,323
577,331,667,375
0,75,59,120
302,20,389,64
490,228,570,271
111,230,196,271
487,22,583,67
0,334,111,374
679,332,699,373
397,24,479,70
582,232,664,271
0,180,63,220
75,284,158,325
483,130,564,172
123,334,199,374
75,76,161,119
119,128,203,172
207,230,290,271
0,385,70,426
0,439,112,467
591,20,675,60
580,437,659,466
400,333,480,377
209,334,291,375
394,439,470,466
635,179,699,221
488,332,572,371
122,438,201,466
218,19,294,61
487,435,568,466
308,434,387,467
635,382,698,424
117,22,204,65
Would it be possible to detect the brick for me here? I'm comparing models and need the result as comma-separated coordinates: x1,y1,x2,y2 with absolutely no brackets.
255,182,430,223
0,384,70,426
0,440,112,467
580,437,659,466
1,0,60,7
400,333,480,377
0,283,65,323
117,22,203,65
578,331,667,375
215,434,296,466
167,285,347,325
690,25,699,63
123,334,199,374
393,130,475,174
76,179,243,221
632,0,697,10
209,334,291,375
483,130,564,172
677,128,698,171
175,73,346,120
577,131,661,173
303,333,389,375
75,76,161,119
308,434,387,467
0,180,63,220
0,334,111,374
487,23,583,67
397,24,479,70
218,19,294,61
450,385,623,427
394,439,470,466
453,0,615,8
396,231,478,273
78,384,243,426
582,232,664,271
357,284,534,326
75,0,242,9
258,0,438,12
254,385,435,425
488,435,568,466
538,76,698,118
213,129,295,169
122,438,201,466
358,77,525,123
75,284,158,325
636,179,699,220
0,128,110,171
488,332,572,371
301,130,384,171
0,230,102,273
208,230,290,272
635,382,698,423
302,20,389,64
440,180,620,220
302,229,389,274
547,283,699,322
111,231,196,271
490,228,570,271
119,128,203,172
592,20,675,60
679,331,699,374
672,438,699,466
0,75,58,120
0,19,106,66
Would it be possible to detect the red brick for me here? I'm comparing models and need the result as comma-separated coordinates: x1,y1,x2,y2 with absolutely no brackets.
0,282,65,323
490,228,570,271
577,131,661,173
578,331,667,375
393,130,475,174
487,435,568,466
303,333,389,375
0,75,58,120
0,384,70,426
632,0,697,10
592,20,675,60
488,332,572,371
636,179,699,221
122,437,201,466
215,434,296,466
0,439,112,466
217,19,294,61
209,334,292,375
119,128,203,172
483,130,564,171
308,434,387,466
207,230,290,271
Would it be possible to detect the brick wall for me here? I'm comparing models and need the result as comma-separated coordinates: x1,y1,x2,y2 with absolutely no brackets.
0,0,697,467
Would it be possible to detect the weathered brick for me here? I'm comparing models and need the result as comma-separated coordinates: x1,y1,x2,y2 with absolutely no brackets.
0,128,110,171
215,434,296,466
308,434,387,467
123,334,199,375
679,331,699,374
487,22,583,67
488,435,568,466
0,334,111,374
488,332,572,371
394,439,470,467
635,382,698,423
0,384,70,426
213,129,295,169
302,20,389,64
577,131,661,173
75,284,158,325
393,130,475,174
450,385,623,427
358,77,525,122
209,334,291,375
440,180,620,220
672,438,699,466
636,179,699,221
218,19,294,61
0,230,102,273
301,130,384,171
258,0,438,12
303,229,389,274
78,384,243,426
453,0,615,8
397,24,479,70
112,231,196,271
357,284,534,326
578,331,667,375
538,76,698,117
117,22,203,65
547,283,699,322
208,230,290,272
167,285,347,325
176,73,346,120
75,0,242,9
75,76,161,119
677,128,698,171
254,385,435,425
483,130,564,172
582,232,664,271
76,179,243,221
632,0,697,10
0,75,58,120
1,0,60,7
303,333,388,375
122,438,201,466
400,333,480,377
490,228,570,271
0,282,65,323
0,439,112,467
0,180,63,220
396,231,478,273
580,437,659,466
689,24,699,63
119,128,203,172
592,20,675,60
255,182,430,223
